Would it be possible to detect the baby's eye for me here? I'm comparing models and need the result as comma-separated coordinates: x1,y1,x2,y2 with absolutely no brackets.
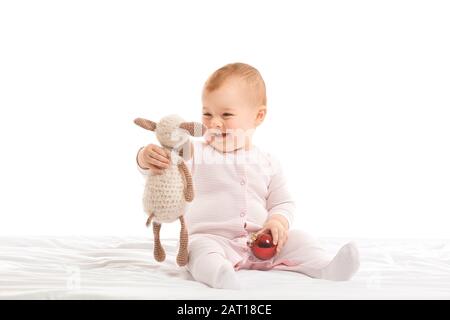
223,113,234,117
203,113,212,117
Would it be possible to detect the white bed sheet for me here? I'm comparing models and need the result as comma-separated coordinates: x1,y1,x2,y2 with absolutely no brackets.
0,236,449,299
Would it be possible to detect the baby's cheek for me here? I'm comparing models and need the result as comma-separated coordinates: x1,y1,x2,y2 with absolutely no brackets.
201,118,210,127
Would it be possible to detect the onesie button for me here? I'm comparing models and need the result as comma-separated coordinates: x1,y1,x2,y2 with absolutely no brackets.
240,211,246,217
240,179,246,185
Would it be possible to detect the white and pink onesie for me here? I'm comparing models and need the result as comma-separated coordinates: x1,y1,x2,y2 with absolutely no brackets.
138,140,360,289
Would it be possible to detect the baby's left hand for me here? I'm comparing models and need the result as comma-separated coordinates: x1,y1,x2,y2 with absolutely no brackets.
257,218,288,254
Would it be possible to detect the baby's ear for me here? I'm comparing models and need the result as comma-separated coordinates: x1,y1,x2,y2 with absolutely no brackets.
179,122,207,137
255,105,267,126
134,118,157,131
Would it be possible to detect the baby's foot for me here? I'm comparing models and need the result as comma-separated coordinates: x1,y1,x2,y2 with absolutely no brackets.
213,262,241,290
321,241,360,281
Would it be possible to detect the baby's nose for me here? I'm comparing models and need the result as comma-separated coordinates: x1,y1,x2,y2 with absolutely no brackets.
211,118,223,129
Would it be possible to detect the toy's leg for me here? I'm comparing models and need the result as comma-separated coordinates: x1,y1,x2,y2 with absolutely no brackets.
153,222,166,262
176,215,189,266
145,213,153,228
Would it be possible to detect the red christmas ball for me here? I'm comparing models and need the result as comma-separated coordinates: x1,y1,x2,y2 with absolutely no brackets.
250,233,277,260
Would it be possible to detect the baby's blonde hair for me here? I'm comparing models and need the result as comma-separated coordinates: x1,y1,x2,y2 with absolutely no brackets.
204,62,267,107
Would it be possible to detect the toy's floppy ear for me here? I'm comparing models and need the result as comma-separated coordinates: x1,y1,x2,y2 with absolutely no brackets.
179,122,207,137
134,118,157,131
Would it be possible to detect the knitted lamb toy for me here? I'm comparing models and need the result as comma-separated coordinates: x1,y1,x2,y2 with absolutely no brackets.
134,114,206,266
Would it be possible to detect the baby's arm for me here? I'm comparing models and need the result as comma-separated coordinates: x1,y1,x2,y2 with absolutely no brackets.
136,142,194,176
136,144,170,175
268,214,289,230
258,155,296,252
266,156,296,229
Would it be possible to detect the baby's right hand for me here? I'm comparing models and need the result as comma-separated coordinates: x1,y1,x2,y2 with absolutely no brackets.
137,144,171,175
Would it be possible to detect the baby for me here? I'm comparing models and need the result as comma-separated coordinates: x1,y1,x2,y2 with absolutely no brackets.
136,62,360,289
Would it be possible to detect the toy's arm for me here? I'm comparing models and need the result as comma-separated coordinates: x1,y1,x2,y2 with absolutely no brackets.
178,160,194,202
178,142,194,161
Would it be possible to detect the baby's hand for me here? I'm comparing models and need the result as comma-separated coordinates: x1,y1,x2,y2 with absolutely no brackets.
137,144,171,175
257,217,288,254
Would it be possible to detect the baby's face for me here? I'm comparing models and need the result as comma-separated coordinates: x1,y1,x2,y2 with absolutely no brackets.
202,78,265,153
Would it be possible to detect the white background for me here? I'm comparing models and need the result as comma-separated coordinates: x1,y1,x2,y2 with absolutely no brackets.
0,1,449,239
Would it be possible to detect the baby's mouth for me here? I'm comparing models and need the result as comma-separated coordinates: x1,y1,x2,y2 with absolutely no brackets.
206,129,230,140
215,132,229,138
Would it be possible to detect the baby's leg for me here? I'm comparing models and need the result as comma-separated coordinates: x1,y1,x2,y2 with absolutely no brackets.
187,236,241,290
273,230,360,281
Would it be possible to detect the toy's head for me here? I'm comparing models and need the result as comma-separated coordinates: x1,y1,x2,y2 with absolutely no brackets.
134,114,206,149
